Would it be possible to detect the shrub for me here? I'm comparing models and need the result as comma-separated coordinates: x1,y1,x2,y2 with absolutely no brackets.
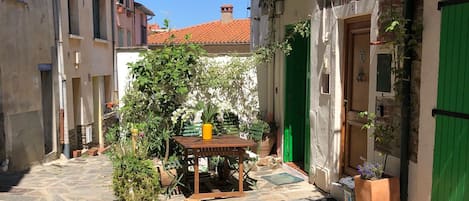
110,139,160,201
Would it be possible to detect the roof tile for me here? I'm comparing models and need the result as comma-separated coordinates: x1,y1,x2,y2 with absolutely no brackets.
148,19,250,45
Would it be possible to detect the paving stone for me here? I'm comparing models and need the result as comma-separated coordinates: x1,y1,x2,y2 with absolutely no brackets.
0,155,115,201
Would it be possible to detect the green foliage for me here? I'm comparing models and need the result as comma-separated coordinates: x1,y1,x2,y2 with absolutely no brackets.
109,137,160,201
359,111,396,152
254,19,310,63
379,4,422,100
172,56,260,129
200,102,219,124
124,38,205,158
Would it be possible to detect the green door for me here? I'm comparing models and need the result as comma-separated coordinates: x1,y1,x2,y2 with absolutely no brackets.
432,3,469,200
283,25,311,172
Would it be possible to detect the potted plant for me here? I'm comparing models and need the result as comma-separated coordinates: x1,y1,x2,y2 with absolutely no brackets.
248,119,273,157
201,103,218,140
355,112,400,201
354,162,400,201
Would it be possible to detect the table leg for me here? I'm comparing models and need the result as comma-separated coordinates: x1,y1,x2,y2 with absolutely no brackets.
238,149,244,193
194,153,199,194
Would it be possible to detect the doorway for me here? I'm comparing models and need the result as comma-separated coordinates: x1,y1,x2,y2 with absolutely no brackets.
72,78,82,149
283,24,311,173
41,70,53,154
342,16,371,176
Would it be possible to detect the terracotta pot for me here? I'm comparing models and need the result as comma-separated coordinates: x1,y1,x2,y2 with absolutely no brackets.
72,150,81,158
159,168,177,187
117,5,125,14
257,133,276,157
354,175,400,201
202,123,213,140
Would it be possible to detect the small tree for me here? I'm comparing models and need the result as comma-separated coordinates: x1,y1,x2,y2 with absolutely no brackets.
124,35,205,161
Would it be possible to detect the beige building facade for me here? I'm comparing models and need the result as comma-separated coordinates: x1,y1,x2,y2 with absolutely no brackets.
0,0,57,170
0,0,119,171
63,0,115,155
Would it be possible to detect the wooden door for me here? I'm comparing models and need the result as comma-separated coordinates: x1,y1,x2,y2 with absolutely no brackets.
343,16,370,176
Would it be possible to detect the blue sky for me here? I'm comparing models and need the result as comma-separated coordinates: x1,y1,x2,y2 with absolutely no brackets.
137,0,251,29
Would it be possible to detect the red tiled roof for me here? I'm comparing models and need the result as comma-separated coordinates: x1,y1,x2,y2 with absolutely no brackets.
148,19,250,45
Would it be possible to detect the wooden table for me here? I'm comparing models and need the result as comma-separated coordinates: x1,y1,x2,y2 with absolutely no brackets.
173,135,256,200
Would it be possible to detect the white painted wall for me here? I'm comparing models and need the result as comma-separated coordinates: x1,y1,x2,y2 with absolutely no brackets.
409,1,440,200
116,49,144,105
308,0,382,191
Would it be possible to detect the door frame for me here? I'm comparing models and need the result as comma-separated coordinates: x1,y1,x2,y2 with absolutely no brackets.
340,15,371,176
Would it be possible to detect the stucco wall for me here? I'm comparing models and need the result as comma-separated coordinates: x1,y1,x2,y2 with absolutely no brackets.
134,8,146,46
116,49,144,104
308,0,380,191
0,0,56,170
409,0,440,200
61,0,114,150
62,0,113,125
116,0,135,46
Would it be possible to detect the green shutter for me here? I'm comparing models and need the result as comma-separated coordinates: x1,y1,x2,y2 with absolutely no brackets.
432,3,469,200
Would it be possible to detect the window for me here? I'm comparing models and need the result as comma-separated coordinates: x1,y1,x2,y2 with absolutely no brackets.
125,0,130,8
127,30,132,46
117,0,124,4
68,0,79,35
117,28,124,47
141,25,147,45
140,14,147,45
93,0,107,39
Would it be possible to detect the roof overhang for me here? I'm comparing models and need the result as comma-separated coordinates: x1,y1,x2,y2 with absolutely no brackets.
134,2,155,16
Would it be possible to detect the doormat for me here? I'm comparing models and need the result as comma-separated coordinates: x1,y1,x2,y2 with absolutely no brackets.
261,172,304,185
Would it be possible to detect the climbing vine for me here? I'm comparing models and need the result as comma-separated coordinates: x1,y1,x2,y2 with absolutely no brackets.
254,19,311,63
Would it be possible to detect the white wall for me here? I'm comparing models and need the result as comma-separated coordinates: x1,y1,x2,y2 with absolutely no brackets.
308,0,380,191
116,49,143,105
409,0,440,200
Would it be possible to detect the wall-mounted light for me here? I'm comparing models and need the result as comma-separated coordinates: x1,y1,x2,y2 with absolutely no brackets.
74,51,81,69
275,0,284,16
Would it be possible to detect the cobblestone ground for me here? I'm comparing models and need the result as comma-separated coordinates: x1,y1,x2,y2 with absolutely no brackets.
0,154,115,201
167,165,330,201
0,155,330,201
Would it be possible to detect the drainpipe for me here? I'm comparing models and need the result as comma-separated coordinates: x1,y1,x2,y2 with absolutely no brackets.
52,0,70,158
111,0,118,103
400,0,414,200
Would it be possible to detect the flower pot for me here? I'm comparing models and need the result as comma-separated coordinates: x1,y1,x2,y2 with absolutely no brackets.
354,175,400,201
159,168,177,187
202,123,213,140
72,150,81,158
117,5,125,14
257,132,276,157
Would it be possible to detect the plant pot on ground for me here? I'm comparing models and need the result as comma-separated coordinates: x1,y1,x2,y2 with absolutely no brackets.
354,175,400,201
354,162,400,201
248,119,274,157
